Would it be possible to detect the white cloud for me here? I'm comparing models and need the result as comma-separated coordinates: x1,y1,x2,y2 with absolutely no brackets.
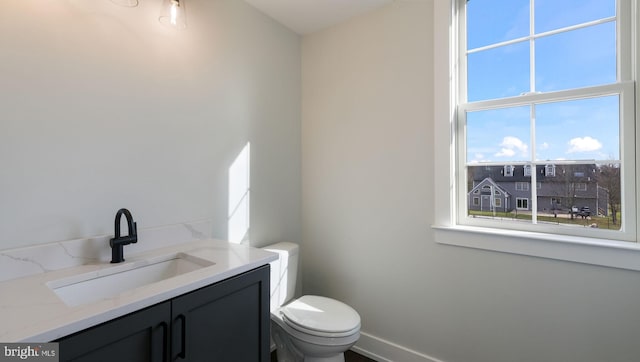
495,136,528,158
539,142,549,150
495,148,516,157
469,153,492,163
567,136,602,153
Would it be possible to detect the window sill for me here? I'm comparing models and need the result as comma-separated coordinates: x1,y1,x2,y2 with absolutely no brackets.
433,224,640,271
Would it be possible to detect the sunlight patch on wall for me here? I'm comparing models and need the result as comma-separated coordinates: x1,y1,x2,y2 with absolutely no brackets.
228,142,250,244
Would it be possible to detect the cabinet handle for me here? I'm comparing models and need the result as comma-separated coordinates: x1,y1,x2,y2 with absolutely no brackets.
173,314,187,360
153,321,168,362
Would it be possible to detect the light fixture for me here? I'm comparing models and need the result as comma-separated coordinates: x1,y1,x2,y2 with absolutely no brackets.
159,0,187,30
110,0,138,7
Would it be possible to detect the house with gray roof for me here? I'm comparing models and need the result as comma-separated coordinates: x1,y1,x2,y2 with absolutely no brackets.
468,164,610,216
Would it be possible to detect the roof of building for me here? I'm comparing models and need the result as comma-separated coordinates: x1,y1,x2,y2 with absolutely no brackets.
469,164,598,183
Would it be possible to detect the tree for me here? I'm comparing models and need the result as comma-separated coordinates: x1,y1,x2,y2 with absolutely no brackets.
556,166,581,220
598,164,621,225
551,164,596,220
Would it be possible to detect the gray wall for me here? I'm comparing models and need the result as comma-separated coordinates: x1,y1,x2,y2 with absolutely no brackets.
0,0,301,250
302,1,640,361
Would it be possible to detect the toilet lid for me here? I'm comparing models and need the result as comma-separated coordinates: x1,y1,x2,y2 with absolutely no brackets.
281,295,361,335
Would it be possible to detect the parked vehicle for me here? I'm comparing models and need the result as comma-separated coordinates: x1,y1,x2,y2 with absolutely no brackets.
577,207,591,218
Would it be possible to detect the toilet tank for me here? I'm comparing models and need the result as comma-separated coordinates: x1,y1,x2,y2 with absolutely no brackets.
262,242,299,311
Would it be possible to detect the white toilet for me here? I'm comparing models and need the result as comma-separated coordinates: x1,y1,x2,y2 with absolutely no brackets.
263,242,361,362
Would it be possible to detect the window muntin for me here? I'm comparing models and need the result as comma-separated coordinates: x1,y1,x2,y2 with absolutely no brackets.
458,0,634,241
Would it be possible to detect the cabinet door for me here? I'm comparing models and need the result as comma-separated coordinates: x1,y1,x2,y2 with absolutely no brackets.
57,301,170,362
171,265,270,362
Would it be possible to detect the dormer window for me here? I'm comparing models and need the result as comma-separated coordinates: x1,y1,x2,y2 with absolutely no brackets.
524,165,531,177
545,164,556,177
504,165,514,177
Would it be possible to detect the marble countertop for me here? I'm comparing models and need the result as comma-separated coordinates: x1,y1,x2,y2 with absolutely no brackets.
0,239,277,342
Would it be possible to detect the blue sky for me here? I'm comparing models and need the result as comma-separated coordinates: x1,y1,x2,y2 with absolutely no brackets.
465,0,619,164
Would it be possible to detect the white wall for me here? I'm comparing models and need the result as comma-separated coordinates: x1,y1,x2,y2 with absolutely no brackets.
302,1,640,362
0,0,301,250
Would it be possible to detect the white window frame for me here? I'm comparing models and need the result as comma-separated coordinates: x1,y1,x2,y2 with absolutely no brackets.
575,183,588,191
516,198,529,210
432,0,640,272
515,182,530,191
545,164,556,177
456,0,635,241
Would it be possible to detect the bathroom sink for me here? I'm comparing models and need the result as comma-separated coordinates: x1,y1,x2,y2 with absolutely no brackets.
47,253,214,307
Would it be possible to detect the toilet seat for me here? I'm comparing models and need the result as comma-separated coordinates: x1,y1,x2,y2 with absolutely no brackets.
280,295,361,338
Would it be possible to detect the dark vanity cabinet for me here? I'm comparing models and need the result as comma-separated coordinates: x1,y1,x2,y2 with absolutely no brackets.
56,301,170,362
57,265,270,362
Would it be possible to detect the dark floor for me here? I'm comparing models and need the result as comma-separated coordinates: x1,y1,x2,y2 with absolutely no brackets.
345,350,377,362
271,349,375,361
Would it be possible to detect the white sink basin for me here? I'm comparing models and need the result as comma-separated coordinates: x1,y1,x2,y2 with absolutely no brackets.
47,253,214,307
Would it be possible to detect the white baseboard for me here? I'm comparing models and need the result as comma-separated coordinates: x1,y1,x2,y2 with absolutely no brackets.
352,331,446,362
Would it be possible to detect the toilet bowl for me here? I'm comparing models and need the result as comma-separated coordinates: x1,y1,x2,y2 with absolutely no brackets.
263,242,361,362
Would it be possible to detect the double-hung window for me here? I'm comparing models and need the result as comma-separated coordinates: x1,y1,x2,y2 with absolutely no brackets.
455,0,637,242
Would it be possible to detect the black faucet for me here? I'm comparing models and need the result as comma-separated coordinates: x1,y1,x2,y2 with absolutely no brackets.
109,208,138,263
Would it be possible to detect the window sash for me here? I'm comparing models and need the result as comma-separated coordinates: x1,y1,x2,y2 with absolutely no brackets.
456,85,636,242
457,0,634,102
